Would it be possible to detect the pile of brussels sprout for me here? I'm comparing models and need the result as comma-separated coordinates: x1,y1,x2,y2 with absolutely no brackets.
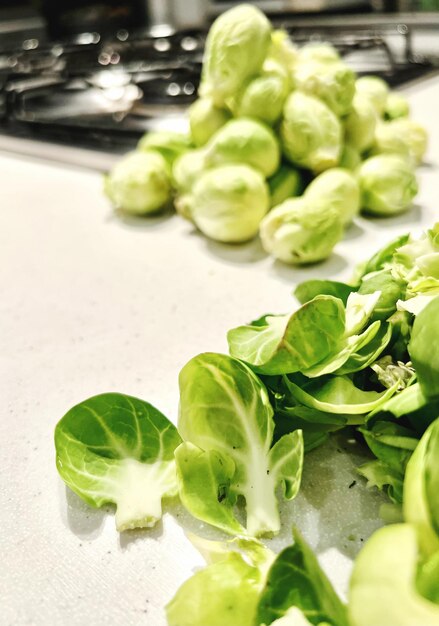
105,4,427,265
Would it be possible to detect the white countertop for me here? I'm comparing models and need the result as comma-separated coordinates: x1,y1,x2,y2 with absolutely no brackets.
1,73,439,626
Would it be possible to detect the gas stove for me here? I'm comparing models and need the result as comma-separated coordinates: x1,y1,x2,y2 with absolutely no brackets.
0,13,438,170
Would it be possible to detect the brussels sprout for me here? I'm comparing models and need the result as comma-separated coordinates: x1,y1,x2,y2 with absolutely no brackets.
373,119,428,165
281,92,342,173
358,154,418,216
234,74,288,126
339,144,362,171
344,94,377,153
172,149,207,193
268,164,303,208
293,60,356,117
259,197,343,264
105,151,171,215
304,168,360,226
297,42,340,65
186,164,269,243
355,76,389,116
137,130,192,165
205,118,280,178
189,98,231,147
200,4,272,106
385,92,410,120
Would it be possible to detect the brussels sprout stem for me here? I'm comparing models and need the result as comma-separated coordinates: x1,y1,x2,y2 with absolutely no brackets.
243,461,279,537
112,458,175,531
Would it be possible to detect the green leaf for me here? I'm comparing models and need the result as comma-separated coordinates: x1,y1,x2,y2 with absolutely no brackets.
166,534,274,626
408,296,439,398
404,417,439,556
362,232,410,276
256,528,349,626
175,442,244,536
335,323,392,376
54,393,181,531
349,524,439,626
294,279,355,306
284,374,399,416
358,269,406,320
357,459,404,503
227,296,346,376
177,353,304,536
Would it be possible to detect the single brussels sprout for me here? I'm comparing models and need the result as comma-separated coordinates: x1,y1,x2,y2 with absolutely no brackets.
172,149,207,193
373,119,428,165
259,197,343,265
137,131,192,166
189,98,231,147
281,92,342,173
199,4,272,106
234,74,288,126
339,143,362,171
293,60,356,117
304,168,360,226
355,76,389,116
268,164,303,208
297,42,341,65
358,154,418,216
385,92,410,120
205,118,280,178
186,164,270,243
344,94,377,153
105,151,171,215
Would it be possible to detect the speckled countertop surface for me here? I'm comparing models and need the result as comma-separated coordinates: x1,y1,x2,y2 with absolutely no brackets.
1,73,438,626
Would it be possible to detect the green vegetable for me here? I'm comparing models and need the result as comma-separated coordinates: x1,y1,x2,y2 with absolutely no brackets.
268,164,303,208
176,353,304,536
385,92,410,120
304,167,360,226
104,151,171,215
54,393,181,531
403,418,439,556
184,164,269,243
257,528,349,626
281,92,342,173
344,94,377,153
293,60,356,117
259,198,343,265
199,4,272,106
339,144,362,171
227,295,346,375
355,75,389,116
188,97,231,147
294,279,355,305
234,73,288,126
172,149,207,194
349,524,439,626
137,131,192,165
408,297,439,397
166,536,274,626
358,154,418,216
205,118,280,178
285,374,398,417
373,119,428,164
358,421,418,503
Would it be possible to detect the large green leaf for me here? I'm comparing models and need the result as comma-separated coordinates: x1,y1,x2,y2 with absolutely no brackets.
349,524,439,626
227,296,346,375
294,279,355,306
177,353,304,537
256,529,349,626
55,393,181,531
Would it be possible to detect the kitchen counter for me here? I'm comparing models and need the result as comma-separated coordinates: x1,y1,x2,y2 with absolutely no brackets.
1,73,438,626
